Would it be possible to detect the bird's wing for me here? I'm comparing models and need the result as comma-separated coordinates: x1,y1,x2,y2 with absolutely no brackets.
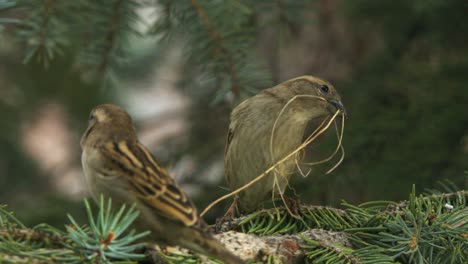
102,140,198,226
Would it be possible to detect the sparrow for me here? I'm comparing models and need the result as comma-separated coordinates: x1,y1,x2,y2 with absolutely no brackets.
81,104,243,264
224,76,346,213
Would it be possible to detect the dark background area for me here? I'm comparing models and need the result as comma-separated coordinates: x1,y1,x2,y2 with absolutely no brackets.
0,0,466,227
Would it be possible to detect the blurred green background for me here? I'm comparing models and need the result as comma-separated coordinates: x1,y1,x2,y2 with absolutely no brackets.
0,0,466,227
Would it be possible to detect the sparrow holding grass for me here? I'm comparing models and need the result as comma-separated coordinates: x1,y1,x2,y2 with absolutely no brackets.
224,76,346,213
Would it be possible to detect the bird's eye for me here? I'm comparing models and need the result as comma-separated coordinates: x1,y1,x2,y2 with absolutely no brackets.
88,113,94,121
320,85,329,93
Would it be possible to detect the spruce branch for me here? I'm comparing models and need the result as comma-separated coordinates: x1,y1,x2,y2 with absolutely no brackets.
0,206,79,263
0,227,64,246
346,188,467,264
211,188,467,263
1,0,272,94
302,238,394,264
0,0,19,33
217,205,351,235
0,197,149,264
66,196,150,263
96,0,123,75
1,188,466,263
77,0,141,85
189,0,241,97
16,0,70,67
216,229,354,263
0,205,25,229
154,0,272,101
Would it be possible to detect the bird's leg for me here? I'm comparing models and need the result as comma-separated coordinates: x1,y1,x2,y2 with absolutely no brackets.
283,195,301,218
275,186,301,218
275,179,302,219
214,197,239,233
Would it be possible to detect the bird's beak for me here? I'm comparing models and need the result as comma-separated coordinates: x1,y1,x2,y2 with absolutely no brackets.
329,99,347,117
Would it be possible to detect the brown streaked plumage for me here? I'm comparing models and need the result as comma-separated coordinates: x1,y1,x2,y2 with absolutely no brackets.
225,76,346,213
81,104,243,264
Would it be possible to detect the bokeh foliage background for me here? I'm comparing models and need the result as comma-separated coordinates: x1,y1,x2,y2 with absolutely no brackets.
0,0,466,227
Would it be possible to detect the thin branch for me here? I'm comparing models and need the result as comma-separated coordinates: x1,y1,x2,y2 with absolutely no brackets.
190,0,241,97
97,0,123,75
143,229,353,264
38,0,56,49
385,190,467,212
0,227,64,246
0,254,49,264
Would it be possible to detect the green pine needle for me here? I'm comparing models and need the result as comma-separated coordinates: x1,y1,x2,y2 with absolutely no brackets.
65,196,149,263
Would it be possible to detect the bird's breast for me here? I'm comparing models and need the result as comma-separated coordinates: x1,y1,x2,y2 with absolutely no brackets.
81,147,126,202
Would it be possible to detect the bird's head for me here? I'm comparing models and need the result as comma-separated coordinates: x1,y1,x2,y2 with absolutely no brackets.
80,104,136,148
273,75,346,120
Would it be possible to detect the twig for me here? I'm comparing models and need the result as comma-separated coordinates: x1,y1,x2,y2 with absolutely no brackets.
97,0,123,75
190,0,240,97
0,227,64,246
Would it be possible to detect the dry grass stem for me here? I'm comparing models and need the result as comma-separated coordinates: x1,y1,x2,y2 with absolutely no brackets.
325,116,345,174
269,95,327,161
302,118,343,166
295,116,330,178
